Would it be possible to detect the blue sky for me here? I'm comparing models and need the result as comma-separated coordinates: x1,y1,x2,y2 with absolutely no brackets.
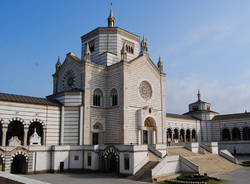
1,0,250,114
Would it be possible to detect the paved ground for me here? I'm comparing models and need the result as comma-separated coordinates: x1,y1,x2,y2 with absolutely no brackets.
23,173,147,184
214,167,250,184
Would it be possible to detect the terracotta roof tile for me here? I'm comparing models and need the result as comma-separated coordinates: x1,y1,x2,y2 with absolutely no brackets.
0,92,60,106
212,113,250,120
166,113,197,120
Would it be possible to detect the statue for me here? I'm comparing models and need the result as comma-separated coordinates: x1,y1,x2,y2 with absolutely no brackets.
29,128,41,146
8,136,21,146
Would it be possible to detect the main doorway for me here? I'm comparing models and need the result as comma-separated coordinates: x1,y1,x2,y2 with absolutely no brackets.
100,146,120,174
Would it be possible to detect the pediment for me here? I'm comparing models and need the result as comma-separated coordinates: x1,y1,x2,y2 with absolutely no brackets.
128,55,165,77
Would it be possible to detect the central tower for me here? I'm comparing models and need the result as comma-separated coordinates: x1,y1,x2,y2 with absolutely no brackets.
81,6,140,66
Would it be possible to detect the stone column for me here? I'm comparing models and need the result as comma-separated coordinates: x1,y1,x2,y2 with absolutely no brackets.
153,131,156,144
2,127,7,146
24,128,28,146
79,105,84,145
171,131,174,142
184,132,186,142
138,130,141,144
42,128,46,145
178,130,180,143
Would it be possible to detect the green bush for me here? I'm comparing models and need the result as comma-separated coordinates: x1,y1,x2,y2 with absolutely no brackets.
241,161,250,167
176,174,209,182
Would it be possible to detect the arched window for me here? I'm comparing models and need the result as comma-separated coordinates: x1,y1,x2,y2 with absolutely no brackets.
222,128,230,141
92,122,103,145
192,129,196,142
93,89,103,107
243,127,250,140
232,128,241,141
110,89,118,106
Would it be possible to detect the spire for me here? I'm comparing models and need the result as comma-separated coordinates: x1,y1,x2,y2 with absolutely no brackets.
56,56,61,72
108,3,115,27
84,43,91,62
140,36,148,55
121,43,127,61
157,56,163,72
198,89,201,101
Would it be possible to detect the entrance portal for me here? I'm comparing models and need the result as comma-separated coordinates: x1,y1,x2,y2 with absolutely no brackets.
100,146,120,174
107,152,118,173
11,154,27,174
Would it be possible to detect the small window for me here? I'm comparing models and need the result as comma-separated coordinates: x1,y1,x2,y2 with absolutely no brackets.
87,153,92,166
74,156,79,160
123,42,134,54
149,108,152,114
192,106,198,111
88,40,95,52
110,88,118,106
124,155,130,170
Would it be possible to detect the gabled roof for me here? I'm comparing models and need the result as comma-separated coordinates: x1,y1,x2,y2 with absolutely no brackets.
166,113,197,120
0,92,60,106
212,112,250,121
128,54,165,76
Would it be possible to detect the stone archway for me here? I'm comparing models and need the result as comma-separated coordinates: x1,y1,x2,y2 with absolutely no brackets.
100,146,120,174
6,120,24,146
0,154,5,171
11,154,27,174
143,117,157,144
28,122,43,145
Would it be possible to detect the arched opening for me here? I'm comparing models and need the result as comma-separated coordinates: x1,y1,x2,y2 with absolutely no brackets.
0,157,4,171
143,117,156,144
167,128,172,143
173,129,178,141
28,122,43,145
192,129,196,142
11,154,27,174
93,89,103,107
243,127,250,140
180,129,185,142
0,123,2,146
222,128,230,141
110,89,118,106
100,146,120,174
232,128,241,141
186,129,191,142
6,121,24,146
92,122,103,145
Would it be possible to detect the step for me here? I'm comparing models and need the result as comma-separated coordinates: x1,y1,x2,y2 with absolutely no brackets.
133,161,159,181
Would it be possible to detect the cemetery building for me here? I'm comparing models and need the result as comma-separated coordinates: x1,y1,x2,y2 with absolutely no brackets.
0,6,248,177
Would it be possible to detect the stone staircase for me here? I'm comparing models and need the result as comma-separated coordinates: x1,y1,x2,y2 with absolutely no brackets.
132,161,159,182
168,147,241,175
129,149,161,182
